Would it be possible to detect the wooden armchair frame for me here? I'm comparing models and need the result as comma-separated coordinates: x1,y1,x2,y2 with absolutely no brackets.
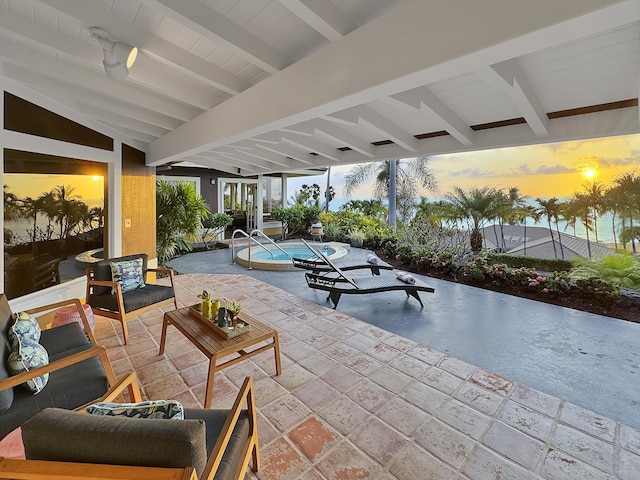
0,297,140,440
85,261,178,344
0,297,119,395
0,377,259,480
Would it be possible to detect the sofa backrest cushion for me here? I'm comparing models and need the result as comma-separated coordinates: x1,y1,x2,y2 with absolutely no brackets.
22,408,208,477
90,254,148,296
0,294,15,412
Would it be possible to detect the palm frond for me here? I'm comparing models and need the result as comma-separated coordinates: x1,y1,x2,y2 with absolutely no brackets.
344,162,379,197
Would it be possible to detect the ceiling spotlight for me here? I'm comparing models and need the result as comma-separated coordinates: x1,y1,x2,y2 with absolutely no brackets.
90,27,138,80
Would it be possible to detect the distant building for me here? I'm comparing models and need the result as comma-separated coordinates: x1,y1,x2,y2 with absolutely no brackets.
481,225,614,260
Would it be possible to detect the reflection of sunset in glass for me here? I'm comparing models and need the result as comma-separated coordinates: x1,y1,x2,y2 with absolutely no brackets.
4,174,104,208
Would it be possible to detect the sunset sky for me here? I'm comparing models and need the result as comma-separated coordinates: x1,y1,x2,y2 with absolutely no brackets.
4,133,639,209
290,133,640,202
4,174,104,208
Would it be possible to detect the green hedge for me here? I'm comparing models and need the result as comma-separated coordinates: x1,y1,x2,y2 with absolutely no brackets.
486,253,573,272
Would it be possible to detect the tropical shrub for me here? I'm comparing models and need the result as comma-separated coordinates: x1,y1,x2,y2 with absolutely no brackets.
544,271,572,296
415,246,463,276
322,222,343,240
380,235,399,258
486,263,511,286
319,211,391,246
394,223,472,275
272,205,321,238
487,254,573,272
156,180,210,265
397,244,416,266
462,255,489,283
510,266,540,287
348,228,366,242
200,212,233,249
573,277,621,307
508,267,561,294
571,254,640,290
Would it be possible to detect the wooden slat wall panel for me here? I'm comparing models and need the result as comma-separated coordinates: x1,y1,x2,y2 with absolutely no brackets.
121,144,156,258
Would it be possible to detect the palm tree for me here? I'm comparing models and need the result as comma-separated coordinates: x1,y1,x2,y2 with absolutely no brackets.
442,186,498,252
20,196,44,244
561,199,580,237
514,204,539,256
344,156,438,224
535,197,565,259
494,187,526,252
603,183,626,250
612,171,640,253
569,193,594,258
582,181,605,243
38,191,58,240
413,198,447,226
340,199,387,219
63,200,88,237
88,206,105,229
156,179,211,264
3,185,21,222
52,185,81,239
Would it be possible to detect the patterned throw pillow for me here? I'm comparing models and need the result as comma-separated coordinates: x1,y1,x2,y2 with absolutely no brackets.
8,312,41,346
86,400,184,419
110,258,145,294
7,337,49,394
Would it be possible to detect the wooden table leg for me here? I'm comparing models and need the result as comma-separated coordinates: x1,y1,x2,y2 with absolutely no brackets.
159,315,169,355
204,358,217,408
273,332,282,375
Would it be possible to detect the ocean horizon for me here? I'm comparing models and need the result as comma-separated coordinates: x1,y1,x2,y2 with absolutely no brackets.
325,197,624,246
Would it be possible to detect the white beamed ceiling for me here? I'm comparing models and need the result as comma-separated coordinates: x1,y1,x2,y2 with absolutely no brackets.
2,0,639,175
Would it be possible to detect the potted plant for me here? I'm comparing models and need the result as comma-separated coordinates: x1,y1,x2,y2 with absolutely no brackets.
225,299,243,328
323,223,342,242
348,228,366,248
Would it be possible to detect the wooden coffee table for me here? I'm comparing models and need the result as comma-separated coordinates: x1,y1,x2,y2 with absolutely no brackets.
159,307,281,408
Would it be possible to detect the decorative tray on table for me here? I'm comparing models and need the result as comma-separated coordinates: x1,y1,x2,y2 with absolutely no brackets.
188,304,251,340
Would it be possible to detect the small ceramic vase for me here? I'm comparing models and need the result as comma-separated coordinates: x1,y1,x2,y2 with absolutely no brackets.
202,299,212,318
217,307,227,327
228,312,237,329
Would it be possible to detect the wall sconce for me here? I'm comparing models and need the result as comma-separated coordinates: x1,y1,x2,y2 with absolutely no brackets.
90,27,138,81
210,178,216,185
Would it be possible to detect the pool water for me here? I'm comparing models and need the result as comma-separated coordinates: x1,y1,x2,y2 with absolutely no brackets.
252,246,335,261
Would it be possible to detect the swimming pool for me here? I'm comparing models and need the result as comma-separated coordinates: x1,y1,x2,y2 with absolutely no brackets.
236,242,348,271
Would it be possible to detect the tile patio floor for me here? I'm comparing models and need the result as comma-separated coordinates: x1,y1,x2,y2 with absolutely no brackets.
97,273,640,480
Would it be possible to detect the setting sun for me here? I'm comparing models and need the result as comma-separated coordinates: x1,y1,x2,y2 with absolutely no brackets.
583,168,596,179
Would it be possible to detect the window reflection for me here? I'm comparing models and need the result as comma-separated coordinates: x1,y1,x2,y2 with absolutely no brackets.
4,153,106,299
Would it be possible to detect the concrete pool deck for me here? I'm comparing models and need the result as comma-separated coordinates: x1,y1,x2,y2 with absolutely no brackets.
167,244,640,434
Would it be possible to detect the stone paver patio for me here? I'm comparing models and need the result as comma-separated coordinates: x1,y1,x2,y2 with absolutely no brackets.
96,273,640,479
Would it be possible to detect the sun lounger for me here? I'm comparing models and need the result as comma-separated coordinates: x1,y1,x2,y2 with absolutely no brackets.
301,241,435,309
292,241,393,275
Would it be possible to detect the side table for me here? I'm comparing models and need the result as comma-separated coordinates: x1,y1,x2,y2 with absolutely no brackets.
159,307,281,408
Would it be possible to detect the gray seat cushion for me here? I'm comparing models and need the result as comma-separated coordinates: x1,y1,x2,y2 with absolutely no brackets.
89,284,175,314
0,323,108,439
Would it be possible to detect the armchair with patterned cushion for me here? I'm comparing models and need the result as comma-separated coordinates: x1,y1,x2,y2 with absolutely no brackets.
85,253,177,344
0,294,140,441
0,377,260,480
